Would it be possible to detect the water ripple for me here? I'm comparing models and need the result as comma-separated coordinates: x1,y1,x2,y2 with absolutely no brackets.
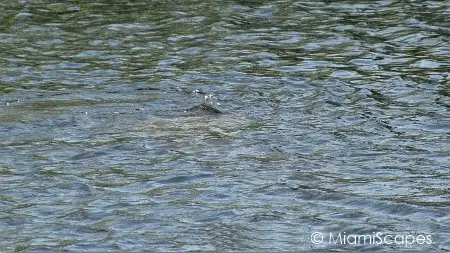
1,0,449,251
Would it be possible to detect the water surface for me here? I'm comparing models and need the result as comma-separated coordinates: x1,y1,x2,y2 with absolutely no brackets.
1,0,449,251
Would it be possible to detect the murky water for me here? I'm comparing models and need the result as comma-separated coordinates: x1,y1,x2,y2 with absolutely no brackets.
1,0,449,251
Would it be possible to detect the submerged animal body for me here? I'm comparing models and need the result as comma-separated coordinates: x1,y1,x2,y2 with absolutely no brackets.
136,111,250,140
135,86,252,140
184,102,222,114
180,89,225,115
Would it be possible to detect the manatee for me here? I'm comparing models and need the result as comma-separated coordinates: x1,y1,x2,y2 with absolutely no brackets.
184,102,222,115
183,92,223,115
136,111,250,140
135,86,253,140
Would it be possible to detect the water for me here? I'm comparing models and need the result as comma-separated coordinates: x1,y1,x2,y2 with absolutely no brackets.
1,0,449,251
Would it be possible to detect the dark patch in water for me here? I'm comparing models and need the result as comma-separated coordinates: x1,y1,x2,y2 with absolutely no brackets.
184,103,223,114
71,150,108,160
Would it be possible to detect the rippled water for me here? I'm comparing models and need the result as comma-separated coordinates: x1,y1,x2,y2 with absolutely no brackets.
1,0,449,251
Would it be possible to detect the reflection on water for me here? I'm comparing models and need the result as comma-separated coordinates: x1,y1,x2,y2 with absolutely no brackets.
1,0,449,251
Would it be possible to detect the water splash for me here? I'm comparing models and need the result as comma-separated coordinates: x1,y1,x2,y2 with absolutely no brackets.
185,91,222,114
202,93,220,107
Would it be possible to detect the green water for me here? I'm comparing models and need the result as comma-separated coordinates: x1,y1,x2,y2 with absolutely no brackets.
1,0,449,251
